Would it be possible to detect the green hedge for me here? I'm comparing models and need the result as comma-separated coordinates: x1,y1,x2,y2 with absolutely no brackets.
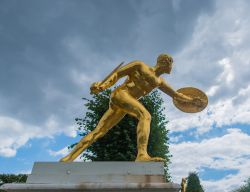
0,174,27,192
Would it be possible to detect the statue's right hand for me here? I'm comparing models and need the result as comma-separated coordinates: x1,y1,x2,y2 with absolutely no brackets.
90,82,102,94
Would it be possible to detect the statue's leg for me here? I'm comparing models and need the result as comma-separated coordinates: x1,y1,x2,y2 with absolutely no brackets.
60,106,125,162
111,91,165,162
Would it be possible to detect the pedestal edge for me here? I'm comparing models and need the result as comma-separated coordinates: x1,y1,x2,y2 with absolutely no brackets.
1,182,181,190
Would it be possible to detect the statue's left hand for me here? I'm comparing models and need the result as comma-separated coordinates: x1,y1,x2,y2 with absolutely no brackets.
177,93,203,107
173,87,208,113
176,92,192,102
191,97,203,107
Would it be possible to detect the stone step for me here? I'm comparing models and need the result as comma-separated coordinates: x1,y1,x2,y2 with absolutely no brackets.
0,162,181,192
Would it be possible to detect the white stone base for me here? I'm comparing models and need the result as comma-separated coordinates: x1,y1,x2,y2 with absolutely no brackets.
0,162,180,192
1,182,180,192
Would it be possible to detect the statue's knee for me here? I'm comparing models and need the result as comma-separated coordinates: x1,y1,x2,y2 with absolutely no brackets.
99,130,107,138
138,111,151,121
146,113,151,121
78,142,84,148
93,130,106,140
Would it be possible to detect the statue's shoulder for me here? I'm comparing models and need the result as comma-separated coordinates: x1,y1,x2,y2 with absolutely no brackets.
132,60,152,69
130,60,145,66
125,60,147,73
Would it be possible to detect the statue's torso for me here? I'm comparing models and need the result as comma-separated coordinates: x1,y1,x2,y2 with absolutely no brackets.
116,64,161,99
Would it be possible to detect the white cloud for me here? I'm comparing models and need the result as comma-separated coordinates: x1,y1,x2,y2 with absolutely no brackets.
18,169,32,174
48,146,88,162
169,0,250,92
170,128,250,192
163,0,250,135
165,1,250,191
167,84,250,134
0,116,40,157
48,146,70,157
217,58,234,85
206,85,220,97
0,115,77,157
70,69,100,87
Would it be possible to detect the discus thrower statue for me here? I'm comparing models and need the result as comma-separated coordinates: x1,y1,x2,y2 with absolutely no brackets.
60,54,208,162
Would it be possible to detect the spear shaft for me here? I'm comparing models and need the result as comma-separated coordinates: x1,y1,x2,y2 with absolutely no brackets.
99,61,124,86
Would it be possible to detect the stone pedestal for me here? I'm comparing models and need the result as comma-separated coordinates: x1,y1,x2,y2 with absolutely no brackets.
1,162,180,192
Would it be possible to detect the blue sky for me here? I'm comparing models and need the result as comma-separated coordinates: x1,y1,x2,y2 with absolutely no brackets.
0,0,250,191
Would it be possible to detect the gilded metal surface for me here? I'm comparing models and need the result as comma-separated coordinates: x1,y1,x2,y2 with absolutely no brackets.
99,61,124,86
60,54,208,163
173,87,208,113
181,177,187,192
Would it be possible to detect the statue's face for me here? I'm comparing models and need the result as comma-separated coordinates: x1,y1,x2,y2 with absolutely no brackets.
157,59,173,74
156,54,173,74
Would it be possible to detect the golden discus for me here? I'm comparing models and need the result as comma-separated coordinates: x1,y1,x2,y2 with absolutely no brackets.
173,87,208,113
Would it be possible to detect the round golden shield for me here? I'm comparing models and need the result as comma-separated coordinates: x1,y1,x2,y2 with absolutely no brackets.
173,87,208,113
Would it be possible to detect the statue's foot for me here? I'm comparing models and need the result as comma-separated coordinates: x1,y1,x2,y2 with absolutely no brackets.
135,154,166,162
59,155,73,162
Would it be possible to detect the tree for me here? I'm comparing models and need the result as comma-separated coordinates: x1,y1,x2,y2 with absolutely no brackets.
233,178,250,192
0,174,27,185
0,174,27,192
186,172,204,192
72,89,171,181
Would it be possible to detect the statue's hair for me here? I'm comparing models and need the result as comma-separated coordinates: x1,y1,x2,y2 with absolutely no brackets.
157,54,173,65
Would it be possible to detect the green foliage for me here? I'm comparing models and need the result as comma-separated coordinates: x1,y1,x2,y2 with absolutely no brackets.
73,89,171,181
0,174,27,185
186,172,204,192
233,178,250,192
0,174,27,191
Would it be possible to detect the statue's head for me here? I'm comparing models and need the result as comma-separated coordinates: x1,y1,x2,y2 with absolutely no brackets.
156,54,173,74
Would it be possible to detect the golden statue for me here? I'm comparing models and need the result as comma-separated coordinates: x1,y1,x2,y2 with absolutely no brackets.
181,177,187,192
60,54,208,162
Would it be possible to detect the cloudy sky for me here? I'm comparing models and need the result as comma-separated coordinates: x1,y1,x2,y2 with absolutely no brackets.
0,0,250,191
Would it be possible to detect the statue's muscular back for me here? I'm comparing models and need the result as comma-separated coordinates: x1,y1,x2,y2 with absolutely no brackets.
116,63,162,99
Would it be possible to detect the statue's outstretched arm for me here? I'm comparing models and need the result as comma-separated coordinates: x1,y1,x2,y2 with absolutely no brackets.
91,60,143,94
159,78,178,98
159,78,192,102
